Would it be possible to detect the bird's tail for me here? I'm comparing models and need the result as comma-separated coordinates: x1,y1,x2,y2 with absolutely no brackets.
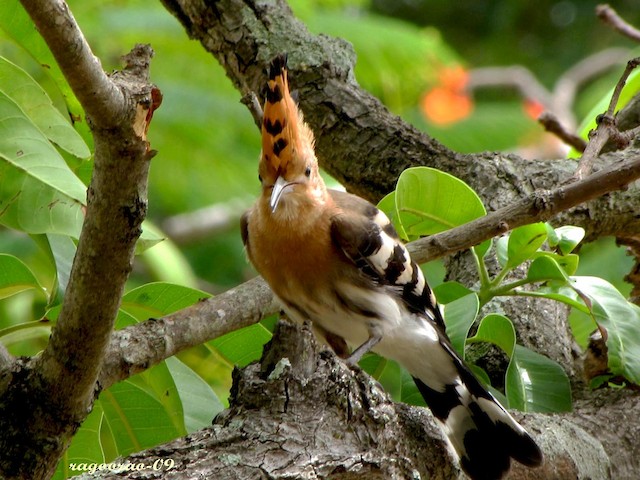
412,341,543,480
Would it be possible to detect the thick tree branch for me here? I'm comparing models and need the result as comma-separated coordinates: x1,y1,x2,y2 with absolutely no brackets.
0,2,159,479
84,321,639,480
99,277,279,390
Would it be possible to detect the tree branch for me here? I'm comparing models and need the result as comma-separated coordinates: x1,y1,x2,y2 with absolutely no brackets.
539,112,587,152
597,4,640,42
0,2,159,478
574,57,640,179
19,0,125,125
84,321,639,480
99,277,279,390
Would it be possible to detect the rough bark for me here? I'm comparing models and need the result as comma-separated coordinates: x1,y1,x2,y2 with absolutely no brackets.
80,321,639,480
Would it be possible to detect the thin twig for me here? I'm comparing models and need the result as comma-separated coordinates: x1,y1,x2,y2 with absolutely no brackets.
538,112,587,152
241,91,263,129
597,4,640,42
163,196,253,244
573,57,640,180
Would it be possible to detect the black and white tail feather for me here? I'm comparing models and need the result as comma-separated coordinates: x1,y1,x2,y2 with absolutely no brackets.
330,193,543,479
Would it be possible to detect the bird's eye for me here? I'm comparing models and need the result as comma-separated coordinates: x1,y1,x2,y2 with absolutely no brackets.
304,166,311,177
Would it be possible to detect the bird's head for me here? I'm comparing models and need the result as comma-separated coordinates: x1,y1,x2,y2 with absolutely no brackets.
258,54,325,217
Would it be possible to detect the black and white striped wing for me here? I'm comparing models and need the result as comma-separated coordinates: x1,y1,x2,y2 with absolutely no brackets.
328,190,444,331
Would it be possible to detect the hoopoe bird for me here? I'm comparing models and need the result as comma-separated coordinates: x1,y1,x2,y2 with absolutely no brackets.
241,54,543,480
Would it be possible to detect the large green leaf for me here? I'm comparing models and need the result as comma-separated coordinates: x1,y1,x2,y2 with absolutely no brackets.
571,276,640,385
507,345,572,413
0,92,86,235
0,253,44,299
506,222,547,269
99,379,182,457
0,1,84,132
553,225,585,255
442,292,479,358
127,361,186,436
45,233,76,298
359,354,424,406
209,323,273,367
469,314,571,412
0,56,89,159
395,167,486,237
377,191,409,241
120,282,210,322
394,167,489,255
165,356,224,433
433,281,473,304
53,403,105,479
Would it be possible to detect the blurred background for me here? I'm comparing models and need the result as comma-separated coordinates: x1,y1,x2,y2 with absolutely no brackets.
0,0,638,399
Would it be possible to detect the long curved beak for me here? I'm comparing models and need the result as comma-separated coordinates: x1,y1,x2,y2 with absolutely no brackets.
270,176,293,212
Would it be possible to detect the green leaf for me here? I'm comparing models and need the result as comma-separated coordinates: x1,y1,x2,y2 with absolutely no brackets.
377,191,408,241
120,282,210,322
99,379,182,457
571,276,640,385
394,166,486,234
0,92,86,235
568,309,597,350
469,314,572,412
0,56,89,159
128,361,186,436
0,253,44,299
506,222,547,269
554,225,585,255
360,354,425,406
399,367,425,406
46,233,76,297
0,319,51,356
442,293,479,358
210,323,273,367
527,255,570,283
468,314,516,357
506,345,572,413
544,222,559,248
165,356,224,433
433,281,473,304
136,220,165,255
359,354,403,401
53,403,105,480
0,1,84,134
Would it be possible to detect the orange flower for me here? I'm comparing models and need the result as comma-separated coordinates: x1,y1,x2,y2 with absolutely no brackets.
523,99,545,120
421,65,473,125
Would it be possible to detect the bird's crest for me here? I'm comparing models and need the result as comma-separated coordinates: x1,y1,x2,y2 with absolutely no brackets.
261,54,314,179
